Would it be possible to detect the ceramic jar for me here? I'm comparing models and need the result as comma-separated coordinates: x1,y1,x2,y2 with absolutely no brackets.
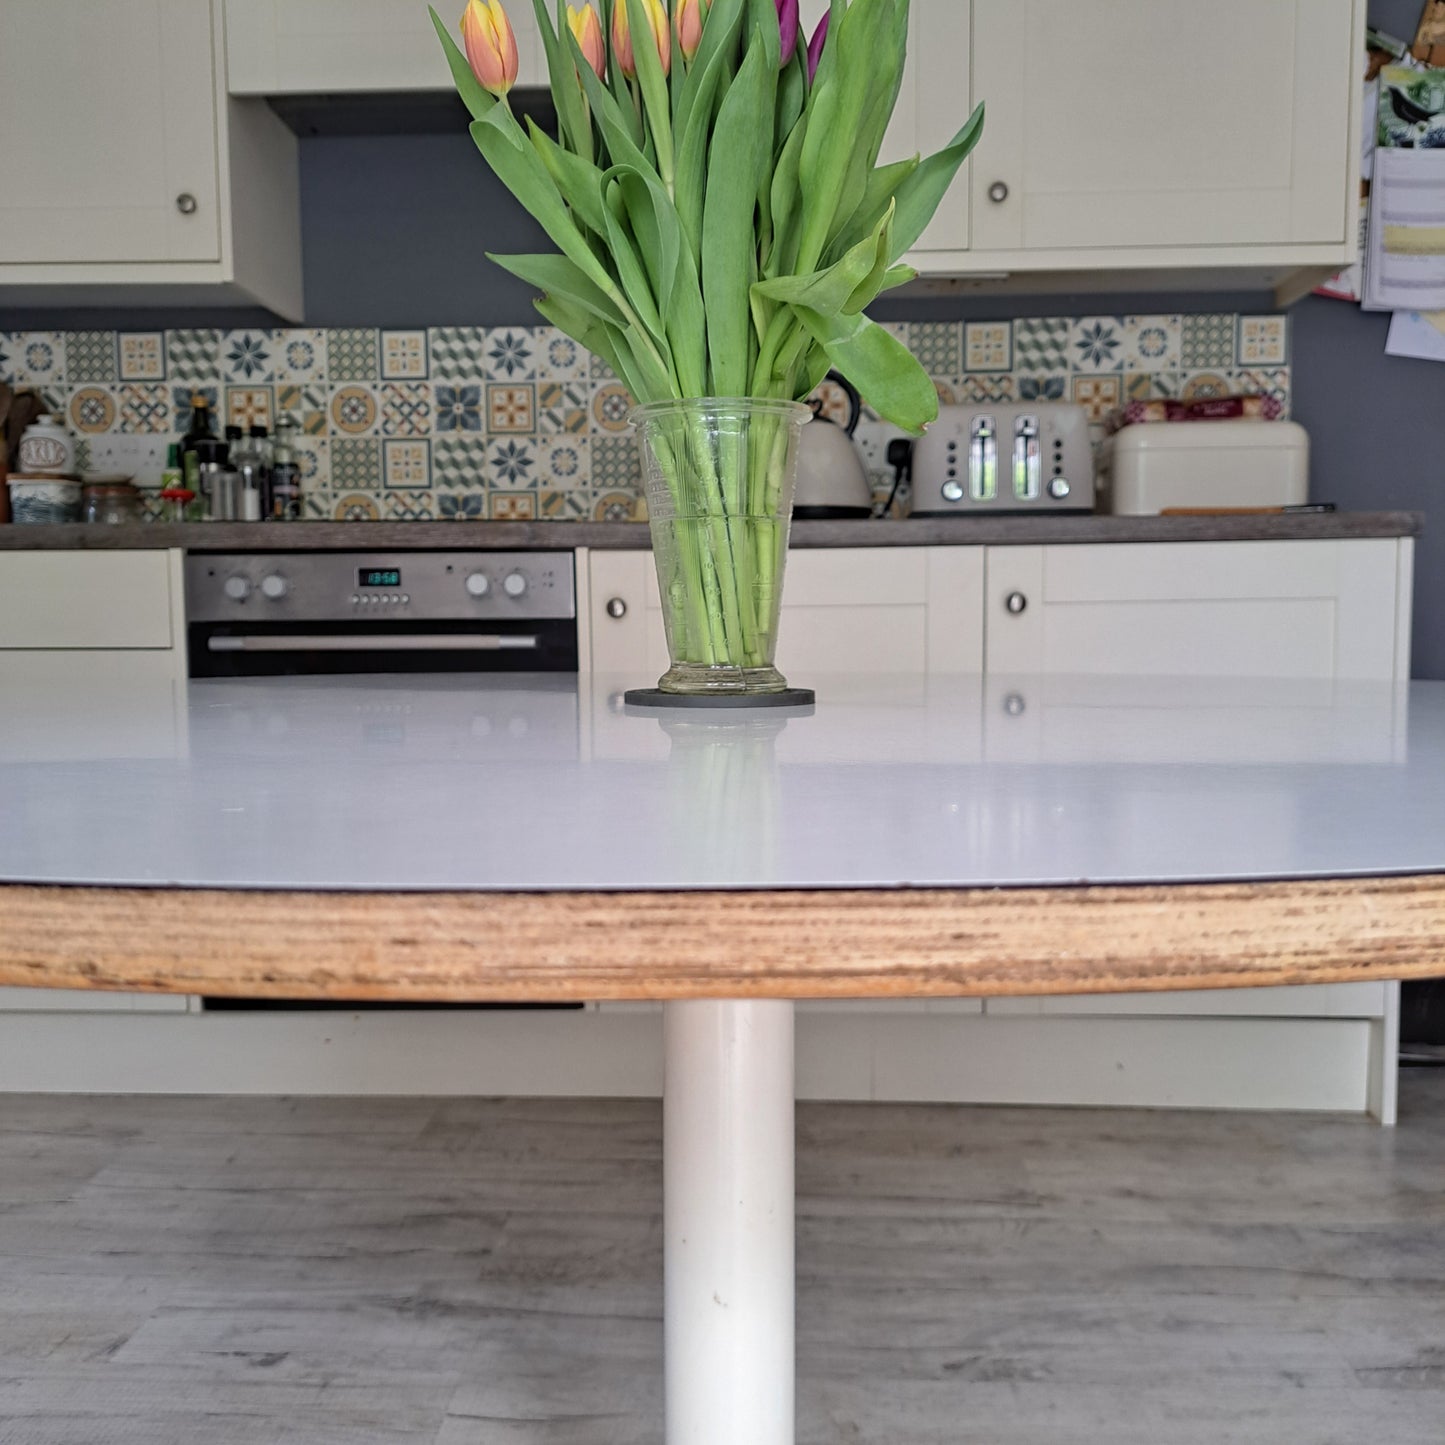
17,415,76,476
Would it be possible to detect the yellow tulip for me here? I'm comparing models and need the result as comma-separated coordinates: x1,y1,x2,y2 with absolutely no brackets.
566,2,606,76
612,0,670,79
460,0,519,97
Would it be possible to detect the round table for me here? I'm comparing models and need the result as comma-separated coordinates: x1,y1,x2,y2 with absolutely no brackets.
4,670,1445,1444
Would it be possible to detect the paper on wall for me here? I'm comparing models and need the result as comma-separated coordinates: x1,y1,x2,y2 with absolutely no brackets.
1385,309,1445,362
1362,148,1445,311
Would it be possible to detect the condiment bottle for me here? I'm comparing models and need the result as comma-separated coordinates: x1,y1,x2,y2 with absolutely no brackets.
269,413,302,521
180,395,217,493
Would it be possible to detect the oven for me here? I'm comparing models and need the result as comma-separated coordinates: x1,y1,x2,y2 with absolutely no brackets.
184,551,578,677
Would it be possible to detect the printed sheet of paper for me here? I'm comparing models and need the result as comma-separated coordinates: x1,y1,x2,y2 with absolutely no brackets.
1363,149,1445,311
1385,309,1445,362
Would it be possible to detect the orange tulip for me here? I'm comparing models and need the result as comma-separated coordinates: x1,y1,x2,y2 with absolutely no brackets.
612,0,670,79
460,0,519,97
675,0,704,61
566,3,606,75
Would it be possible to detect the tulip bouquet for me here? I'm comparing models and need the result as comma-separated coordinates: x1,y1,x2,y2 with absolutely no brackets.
434,0,982,694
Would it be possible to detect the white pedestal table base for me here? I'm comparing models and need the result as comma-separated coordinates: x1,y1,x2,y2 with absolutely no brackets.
664,999,795,1445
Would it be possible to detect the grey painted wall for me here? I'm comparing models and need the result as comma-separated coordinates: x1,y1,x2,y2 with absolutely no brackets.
3,0,1439,673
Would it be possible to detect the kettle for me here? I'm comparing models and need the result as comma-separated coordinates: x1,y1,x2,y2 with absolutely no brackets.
794,373,874,519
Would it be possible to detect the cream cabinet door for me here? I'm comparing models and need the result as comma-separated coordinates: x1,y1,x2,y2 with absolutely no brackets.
798,0,971,253
983,540,1407,682
969,0,1358,252
226,0,546,93
0,551,180,651
0,0,221,264
586,547,985,678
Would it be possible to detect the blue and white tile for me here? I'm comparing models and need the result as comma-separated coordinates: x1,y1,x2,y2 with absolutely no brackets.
0,332,14,382
1233,367,1291,414
428,326,487,383
591,435,640,490
67,386,118,435
329,383,380,436
1179,370,1233,401
378,381,432,436
1120,315,1182,372
438,491,488,520
1069,316,1126,373
221,329,277,382
593,489,645,522
275,329,328,385
329,328,379,383
276,384,327,435
435,383,484,434
1017,374,1068,402
119,333,166,382
166,330,219,387
226,386,274,432
117,384,171,433
332,491,382,521
958,374,1016,403
12,331,66,388
383,438,431,489
384,490,436,520
433,434,490,488
1237,315,1289,367
534,328,588,381
481,327,537,380
294,436,331,493
487,437,538,487
331,436,381,492
489,491,537,520
381,329,430,381
487,382,534,434
964,321,1012,372
590,381,633,433
1012,317,1070,373
172,386,219,430
540,487,592,519
538,380,589,434
1180,314,1236,370
67,331,117,383
539,436,590,489
909,322,962,376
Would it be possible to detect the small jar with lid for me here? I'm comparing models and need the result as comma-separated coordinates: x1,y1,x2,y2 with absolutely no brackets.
81,480,143,524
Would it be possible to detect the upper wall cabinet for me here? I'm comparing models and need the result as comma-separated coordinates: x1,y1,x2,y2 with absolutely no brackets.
226,0,546,93
943,0,1363,295
0,0,302,318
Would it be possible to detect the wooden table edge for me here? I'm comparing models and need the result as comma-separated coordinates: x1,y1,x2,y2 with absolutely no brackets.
2,875,1443,1002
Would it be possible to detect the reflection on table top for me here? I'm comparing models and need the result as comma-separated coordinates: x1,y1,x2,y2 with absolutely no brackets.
1,666,1442,893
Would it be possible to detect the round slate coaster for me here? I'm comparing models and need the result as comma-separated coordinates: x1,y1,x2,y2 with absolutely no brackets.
623,687,816,710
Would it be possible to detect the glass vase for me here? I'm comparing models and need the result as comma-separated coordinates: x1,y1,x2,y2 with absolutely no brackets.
630,397,811,698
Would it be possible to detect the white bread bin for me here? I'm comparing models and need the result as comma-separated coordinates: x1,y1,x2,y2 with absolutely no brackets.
1101,419,1309,515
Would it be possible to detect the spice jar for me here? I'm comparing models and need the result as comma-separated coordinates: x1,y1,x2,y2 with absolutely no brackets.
81,480,143,524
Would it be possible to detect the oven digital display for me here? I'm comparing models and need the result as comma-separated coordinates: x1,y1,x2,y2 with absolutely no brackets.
358,568,402,588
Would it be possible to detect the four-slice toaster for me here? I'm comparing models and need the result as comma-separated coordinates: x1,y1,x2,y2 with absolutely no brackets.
911,402,1094,515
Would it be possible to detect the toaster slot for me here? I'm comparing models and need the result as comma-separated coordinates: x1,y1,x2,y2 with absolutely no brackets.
969,415,997,501
1013,414,1040,501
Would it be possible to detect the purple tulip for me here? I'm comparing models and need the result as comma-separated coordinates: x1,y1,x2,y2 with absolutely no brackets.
805,9,828,81
775,0,799,65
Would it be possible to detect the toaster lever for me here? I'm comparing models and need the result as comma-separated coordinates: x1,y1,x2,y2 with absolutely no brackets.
969,415,997,501
1013,414,1040,501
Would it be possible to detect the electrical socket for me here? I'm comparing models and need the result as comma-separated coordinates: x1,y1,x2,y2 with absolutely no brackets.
84,435,169,487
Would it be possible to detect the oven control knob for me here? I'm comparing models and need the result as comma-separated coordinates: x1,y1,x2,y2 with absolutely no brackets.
260,574,289,600
503,572,527,598
223,576,252,601
465,572,490,597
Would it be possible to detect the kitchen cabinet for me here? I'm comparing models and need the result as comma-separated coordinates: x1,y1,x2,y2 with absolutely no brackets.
982,539,1412,680
0,0,301,317
0,550,185,653
584,546,985,680
225,0,547,93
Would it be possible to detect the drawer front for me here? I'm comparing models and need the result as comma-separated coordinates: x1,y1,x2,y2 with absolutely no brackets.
0,551,175,649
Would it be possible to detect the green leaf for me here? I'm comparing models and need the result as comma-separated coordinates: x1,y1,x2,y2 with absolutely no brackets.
673,24,735,261
752,201,894,315
764,115,807,278
488,252,630,329
525,119,609,237
529,0,591,157
624,0,675,186
600,178,671,365
889,102,985,260
675,0,744,140
429,4,498,122
826,154,918,260
702,31,772,394
569,26,654,178
793,305,938,434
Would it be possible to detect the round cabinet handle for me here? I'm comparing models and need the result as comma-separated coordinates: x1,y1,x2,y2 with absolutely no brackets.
1003,691,1027,717
987,180,1009,204
1004,591,1028,615
175,192,198,215
605,597,628,620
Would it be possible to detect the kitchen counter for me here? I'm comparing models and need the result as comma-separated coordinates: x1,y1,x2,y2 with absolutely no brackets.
0,511,1422,551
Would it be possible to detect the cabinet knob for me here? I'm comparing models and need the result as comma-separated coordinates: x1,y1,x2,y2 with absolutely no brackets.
175,192,198,215
1004,591,1028,615
605,596,628,620
987,180,1009,204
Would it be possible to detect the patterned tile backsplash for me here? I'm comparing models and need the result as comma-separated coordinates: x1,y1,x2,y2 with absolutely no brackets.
0,315,1290,522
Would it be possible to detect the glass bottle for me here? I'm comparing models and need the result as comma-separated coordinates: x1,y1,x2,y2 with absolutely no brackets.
269,413,302,521
180,395,217,494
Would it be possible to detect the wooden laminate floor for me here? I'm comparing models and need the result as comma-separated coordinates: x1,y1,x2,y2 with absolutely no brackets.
1,1075,1443,1444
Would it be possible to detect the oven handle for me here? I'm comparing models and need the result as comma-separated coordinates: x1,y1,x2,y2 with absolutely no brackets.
207,634,540,653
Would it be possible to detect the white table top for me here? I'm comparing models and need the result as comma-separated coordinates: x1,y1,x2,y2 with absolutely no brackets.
2,667,1444,893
